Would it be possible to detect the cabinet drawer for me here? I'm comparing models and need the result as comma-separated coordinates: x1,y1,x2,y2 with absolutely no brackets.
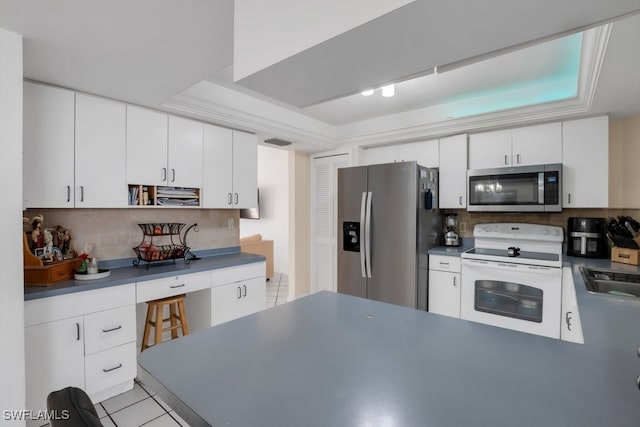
84,305,136,355
136,271,210,303
25,284,135,327
429,255,461,273
85,341,136,397
211,262,265,287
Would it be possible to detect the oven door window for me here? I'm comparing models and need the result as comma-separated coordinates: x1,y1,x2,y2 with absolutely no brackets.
469,173,539,205
474,280,543,323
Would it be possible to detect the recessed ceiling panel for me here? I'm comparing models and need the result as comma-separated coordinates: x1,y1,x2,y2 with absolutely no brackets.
236,0,640,108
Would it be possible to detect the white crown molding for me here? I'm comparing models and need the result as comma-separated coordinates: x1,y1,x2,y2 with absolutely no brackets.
162,24,611,153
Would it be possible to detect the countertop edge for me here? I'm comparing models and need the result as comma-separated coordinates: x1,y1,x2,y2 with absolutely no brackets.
24,250,266,301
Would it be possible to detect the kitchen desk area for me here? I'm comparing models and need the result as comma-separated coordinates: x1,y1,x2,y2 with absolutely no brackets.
23,248,266,423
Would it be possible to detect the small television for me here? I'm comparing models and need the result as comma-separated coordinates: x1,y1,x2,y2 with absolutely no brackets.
239,188,260,219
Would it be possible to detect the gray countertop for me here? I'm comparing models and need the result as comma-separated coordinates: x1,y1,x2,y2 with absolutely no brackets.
428,238,474,256
24,247,265,301
138,291,640,427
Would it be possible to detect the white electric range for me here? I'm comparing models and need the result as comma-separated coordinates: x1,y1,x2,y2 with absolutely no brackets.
460,223,564,338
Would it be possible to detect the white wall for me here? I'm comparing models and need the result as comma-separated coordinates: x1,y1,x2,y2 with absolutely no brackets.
0,28,25,423
240,145,289,274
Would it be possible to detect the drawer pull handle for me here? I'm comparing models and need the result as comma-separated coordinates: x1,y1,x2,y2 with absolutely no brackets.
76,323,80,341
439,261,450,266
170,284,185,288
243,284,247,297
102,325,122,333
237,286,242,299
102,363,123,373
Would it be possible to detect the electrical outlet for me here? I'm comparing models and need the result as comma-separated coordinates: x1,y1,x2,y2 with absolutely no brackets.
227,218,234,230
459,222,467,233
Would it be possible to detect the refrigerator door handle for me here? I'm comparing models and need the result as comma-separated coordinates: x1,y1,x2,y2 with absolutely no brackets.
360,192,367,278
365,191,373,278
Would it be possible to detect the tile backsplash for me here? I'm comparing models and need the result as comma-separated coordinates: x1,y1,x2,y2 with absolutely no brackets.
445,208,640,237
24,208,240,261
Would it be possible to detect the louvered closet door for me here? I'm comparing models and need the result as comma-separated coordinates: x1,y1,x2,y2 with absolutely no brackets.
313,154,349,293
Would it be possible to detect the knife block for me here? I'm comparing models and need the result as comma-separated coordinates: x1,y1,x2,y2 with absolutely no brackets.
611,246,640,265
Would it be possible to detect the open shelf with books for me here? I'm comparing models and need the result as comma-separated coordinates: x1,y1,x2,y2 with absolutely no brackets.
127,185,200,207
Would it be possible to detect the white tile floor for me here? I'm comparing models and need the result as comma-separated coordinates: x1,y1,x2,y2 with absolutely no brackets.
92,275,288,427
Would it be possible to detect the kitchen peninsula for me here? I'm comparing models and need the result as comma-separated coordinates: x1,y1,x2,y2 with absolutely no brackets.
138,291,640,427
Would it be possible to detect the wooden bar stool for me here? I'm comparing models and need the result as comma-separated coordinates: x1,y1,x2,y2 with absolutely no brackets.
141,294,189,352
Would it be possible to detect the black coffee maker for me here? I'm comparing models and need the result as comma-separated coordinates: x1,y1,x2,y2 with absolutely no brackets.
566,217,608,258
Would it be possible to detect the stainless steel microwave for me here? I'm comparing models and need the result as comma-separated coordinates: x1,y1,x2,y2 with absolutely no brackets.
467,163,562,212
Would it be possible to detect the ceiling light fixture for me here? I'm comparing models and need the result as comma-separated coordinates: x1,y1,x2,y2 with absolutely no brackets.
361,89,374,96
381,84,395,97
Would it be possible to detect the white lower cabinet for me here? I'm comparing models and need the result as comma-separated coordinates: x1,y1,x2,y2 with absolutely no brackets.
25,316,85,425
211,262,266,326
24,284,136,420
428,255,461,318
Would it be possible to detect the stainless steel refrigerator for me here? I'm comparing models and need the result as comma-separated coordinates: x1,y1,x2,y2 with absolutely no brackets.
337,161,441,310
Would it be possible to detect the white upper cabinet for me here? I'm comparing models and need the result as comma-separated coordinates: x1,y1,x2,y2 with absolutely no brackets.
365,139,439,167
438,134,467,209
75,94,127,207
203,124,233,208
468,123,561,169
232,130,258,208
203,124,257,209
126,107,203,189
24,84,126,208
168,116,204,188
23,82,75,208
562,116,609,208
511,122,562,166
468,129,512,169
126,106,168,186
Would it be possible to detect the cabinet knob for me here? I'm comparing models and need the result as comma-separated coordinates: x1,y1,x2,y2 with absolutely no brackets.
453,277,457,287
67,185,71,203
458,196,463,206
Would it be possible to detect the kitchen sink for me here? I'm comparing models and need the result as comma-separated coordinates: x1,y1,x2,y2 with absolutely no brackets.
580,267,640,297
